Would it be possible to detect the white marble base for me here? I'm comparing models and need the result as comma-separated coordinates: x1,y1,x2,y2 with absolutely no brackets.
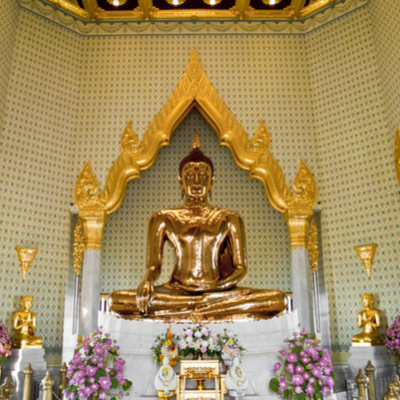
2,349,47,399
98,310,300,400
346,345,396,400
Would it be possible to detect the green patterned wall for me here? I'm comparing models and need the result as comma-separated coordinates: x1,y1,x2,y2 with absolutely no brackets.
306,5,400,364
0,9,83,365
0,0,20,133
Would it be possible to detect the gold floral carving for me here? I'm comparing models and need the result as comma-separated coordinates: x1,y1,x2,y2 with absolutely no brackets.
355,243,377,280
15,246,39,281
283,209,314,250
73,219,84,275
308,218,318,274
75,50,317,247
394,128,400,187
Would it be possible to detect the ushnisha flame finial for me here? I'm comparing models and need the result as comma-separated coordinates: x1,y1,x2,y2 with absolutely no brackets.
355,243,377,280
192,131,201,150
15,246,38,281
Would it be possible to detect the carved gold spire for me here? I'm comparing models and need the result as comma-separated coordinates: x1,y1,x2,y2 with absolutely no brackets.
192,131,201,149
355,243,377,279
15,246,38,281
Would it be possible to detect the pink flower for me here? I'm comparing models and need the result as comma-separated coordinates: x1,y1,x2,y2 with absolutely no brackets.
322,386,330,396
90,383,99,393
309,377,316,384
299,350,306,357
295,341,302,346
311,367,322,378
201,347,207,353
279,350,287,356
305,384,315,395
93,345,104,356
85,366,98,377
286,363,294,374
99,376,112,390
291,374,304,386
303,372,311,380
326,376,335,387
295,365,304,374
287,353,298,363
300,329,307,335
283,338,289,343
292,332,298,336
294,386,303,394
288,343,295,349
99,392,107,400
279,381,287,391
302,357,311,364
274,363,281,372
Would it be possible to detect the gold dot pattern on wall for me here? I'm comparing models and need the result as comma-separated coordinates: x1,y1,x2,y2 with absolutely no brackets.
306,6,400,363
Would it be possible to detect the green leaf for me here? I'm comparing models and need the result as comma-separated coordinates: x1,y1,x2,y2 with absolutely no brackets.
123,380,133,390
94,368,107,380
269,378,279,392
296,393,307,400
111,377,119,389
283,389,292,400
330,371,337,381
184,348,190,358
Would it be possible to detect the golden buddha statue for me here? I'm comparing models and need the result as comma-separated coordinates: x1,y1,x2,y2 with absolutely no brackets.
109,133,287,322
12,295,43,349
352,293,383,346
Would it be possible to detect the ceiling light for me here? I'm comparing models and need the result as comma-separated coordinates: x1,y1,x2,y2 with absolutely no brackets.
203,0,222,5
106,0,128,6
165,0,186,6
261,0,283,5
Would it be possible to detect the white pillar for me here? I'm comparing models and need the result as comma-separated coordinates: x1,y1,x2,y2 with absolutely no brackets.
291,247,313,332
80,250,101,337
284,209,314,333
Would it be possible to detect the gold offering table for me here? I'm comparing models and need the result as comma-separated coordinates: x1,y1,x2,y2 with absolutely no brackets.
177,360,226,400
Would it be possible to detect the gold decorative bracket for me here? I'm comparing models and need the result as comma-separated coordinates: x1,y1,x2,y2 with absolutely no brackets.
74,50,317,248
308,217,318,273
73,219,84,275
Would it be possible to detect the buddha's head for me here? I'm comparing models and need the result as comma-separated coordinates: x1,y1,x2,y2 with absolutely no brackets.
179,132,214,202
21,295,33,311
362,293,373,309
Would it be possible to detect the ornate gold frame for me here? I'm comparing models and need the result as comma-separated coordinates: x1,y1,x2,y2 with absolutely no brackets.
75,50,317,250
45,0,334,21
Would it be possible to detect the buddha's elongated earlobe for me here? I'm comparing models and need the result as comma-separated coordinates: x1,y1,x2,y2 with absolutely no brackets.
208,190,212,200
181,188,185,200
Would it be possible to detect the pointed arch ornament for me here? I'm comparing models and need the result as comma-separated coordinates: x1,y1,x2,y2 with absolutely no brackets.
74,50,317,252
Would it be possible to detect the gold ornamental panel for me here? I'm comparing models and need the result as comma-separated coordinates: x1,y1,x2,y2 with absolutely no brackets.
75,50,317,222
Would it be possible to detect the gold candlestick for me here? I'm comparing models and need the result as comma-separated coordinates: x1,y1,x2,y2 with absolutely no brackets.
15,246,38,281
355,243,377,279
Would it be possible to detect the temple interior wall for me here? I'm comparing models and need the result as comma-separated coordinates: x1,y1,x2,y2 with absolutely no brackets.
0,0,399,366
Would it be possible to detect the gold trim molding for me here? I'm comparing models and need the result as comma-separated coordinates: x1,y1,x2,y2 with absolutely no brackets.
75,50,317,248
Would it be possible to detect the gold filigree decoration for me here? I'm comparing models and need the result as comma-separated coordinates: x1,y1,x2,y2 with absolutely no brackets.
75,50,317,221
394,128,400,187
73,219,84,275
15,246,38,281
308,217,318,274
121,121,145,157
133,5,159,19
229,5,255,19
246,121,270,156
74,161,108,212
355,243,377,280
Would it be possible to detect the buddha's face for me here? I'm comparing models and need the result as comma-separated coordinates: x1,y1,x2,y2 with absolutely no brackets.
180,162,213,202
22,296,33,311
362,295,372,308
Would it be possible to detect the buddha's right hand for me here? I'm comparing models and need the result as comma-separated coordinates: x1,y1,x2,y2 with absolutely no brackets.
136,281,155,315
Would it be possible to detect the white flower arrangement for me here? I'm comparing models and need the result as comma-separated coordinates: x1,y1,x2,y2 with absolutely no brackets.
179,324,221,359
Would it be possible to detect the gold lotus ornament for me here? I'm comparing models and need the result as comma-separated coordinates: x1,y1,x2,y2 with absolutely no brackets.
354,243,377,280
15,246,39,281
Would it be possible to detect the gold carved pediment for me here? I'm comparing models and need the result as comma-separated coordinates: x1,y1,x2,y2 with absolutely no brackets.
75,50,317,217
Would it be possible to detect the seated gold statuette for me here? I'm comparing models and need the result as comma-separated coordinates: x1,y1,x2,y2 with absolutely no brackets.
109,132,287,322
352,293,383,346
12,295,43,349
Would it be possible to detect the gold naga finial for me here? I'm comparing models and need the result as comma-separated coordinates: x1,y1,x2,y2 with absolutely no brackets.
192,131,201,150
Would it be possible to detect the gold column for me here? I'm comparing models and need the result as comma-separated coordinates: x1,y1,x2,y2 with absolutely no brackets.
80,211,108,251
283,209,314,250
41,372,55,400
365,361,376,400
59,362,67,400
355,369,367,400
23,364,34,400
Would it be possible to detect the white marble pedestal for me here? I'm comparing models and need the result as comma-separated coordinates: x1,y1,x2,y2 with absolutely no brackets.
346,345,396,400
2,349,47,399
98,310,299,400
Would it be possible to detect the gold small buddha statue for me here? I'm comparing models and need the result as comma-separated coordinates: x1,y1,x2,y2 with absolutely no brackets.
109,133,287,322
352,293,383,346
13,295,43,349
